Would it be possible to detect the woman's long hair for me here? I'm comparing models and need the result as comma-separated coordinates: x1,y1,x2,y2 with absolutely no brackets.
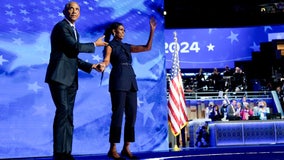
102,22,123,59
100,22,123,85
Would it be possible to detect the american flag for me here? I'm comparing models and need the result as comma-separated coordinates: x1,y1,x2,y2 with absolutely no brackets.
168,32,188,136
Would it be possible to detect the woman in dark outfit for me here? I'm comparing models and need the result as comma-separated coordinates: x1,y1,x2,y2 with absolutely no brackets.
97,17,157,159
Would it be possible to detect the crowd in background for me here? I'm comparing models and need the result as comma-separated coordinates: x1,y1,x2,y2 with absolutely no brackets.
204,95,272,121
182,66,247,92
170,66,284,148
167,65,284,112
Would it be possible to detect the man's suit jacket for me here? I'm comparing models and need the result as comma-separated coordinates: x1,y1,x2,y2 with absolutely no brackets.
45,19,95,86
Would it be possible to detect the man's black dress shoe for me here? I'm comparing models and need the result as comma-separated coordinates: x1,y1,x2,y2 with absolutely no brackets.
53,153,75,160
53,153,66,160
66,153,75,160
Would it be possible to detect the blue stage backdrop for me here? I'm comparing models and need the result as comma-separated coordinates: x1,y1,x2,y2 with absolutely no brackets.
0,0,166,158
165,25,284,69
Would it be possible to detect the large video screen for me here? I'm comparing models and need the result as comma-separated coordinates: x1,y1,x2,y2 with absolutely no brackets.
165,25,284,69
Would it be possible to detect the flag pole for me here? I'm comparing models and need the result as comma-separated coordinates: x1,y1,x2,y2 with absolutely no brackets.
173,134,181,151
168,31,188,151
171,32,181,151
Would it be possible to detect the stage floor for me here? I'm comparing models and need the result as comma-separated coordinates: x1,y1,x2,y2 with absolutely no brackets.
11,144,284,160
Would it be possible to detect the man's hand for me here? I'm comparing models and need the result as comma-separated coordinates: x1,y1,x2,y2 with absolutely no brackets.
94,35,108,47
92,63,105,72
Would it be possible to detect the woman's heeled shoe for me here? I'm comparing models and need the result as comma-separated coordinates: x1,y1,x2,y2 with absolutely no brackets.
107,151,125,160
121,149,139,160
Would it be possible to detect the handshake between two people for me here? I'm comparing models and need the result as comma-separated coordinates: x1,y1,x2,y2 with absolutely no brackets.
92,62,106,72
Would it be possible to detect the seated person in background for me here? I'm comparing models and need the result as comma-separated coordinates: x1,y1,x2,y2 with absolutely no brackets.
220,99,229,121
253,103,259,117
240,102,253,120
209,104,222,121
227,99,241,120
258,100,270,120
233,102,242,120
204,101,214,119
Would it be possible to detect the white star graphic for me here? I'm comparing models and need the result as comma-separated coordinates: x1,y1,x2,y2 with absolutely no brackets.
250,42,260,52
227,31,239,44
12,38,24,46
20,9,29,15
5,4,13,9
5,10,16,17
0,55,9,65
138,100,155,125
23,17,32,23
207,43,215,51
10,28,21,35
8,19,18,25
28,81,43,93
0,32,50,71
92,54,103,62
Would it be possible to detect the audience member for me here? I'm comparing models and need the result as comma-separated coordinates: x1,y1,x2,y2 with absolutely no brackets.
234,101,242,119
223,66,233,91
276,86,284,111
252,103,259,117
219,100,229,121
227,99,237,120
258,100,270,120
240,102,253,120
223,65,233,77
232,67,246,92
204,101,214,119
195,68,205,91
241,95,248,109
209,104,222,121
208,68,222,91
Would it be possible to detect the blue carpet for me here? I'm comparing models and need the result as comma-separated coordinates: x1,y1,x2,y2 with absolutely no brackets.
11,144,284,160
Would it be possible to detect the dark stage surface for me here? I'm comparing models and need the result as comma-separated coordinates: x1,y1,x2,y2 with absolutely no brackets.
11,144,284,160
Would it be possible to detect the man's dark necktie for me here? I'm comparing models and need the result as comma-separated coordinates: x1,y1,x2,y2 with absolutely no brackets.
72,26,77,41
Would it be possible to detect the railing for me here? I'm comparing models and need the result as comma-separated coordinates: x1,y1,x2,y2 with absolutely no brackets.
183,91,272,100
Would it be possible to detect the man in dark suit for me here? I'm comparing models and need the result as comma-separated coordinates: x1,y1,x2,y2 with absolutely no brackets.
44,1,107,160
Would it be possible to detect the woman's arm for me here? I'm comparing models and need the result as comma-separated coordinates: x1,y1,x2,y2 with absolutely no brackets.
96,45,112,72
131,17,157,53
